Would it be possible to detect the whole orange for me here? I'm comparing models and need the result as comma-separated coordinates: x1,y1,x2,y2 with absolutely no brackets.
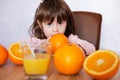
54,43,85,75
49,33,69,53
0,44,8,66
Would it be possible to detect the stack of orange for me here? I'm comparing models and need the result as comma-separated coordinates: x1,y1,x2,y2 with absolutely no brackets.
49,33,85,74
83,50,119,80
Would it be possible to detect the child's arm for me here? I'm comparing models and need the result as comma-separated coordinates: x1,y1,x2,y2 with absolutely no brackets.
28,36,47,48
68,34,96,55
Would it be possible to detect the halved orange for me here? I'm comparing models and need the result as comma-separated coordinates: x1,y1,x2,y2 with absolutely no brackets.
83,50,119,80
8,42,30,65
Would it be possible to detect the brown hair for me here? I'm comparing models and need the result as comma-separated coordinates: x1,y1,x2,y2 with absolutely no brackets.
29,0,75,39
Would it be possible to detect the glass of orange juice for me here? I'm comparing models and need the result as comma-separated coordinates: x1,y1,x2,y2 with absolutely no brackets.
22,41,51,80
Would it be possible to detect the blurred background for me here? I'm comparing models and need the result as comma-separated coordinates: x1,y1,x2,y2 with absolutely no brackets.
0,0,120,55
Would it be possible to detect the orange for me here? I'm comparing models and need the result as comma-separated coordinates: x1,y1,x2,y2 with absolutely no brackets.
49,33,69,53
0,44,8,66
54,43,85,75
83,50,119,80
119,57,120,65
8,42,30,65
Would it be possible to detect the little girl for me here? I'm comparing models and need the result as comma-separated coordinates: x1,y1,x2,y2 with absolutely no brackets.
28,0,95,55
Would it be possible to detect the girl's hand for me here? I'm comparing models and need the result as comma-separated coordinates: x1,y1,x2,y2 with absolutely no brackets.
46,36,52,42
68,34,96,55
68,34,79,44
28,36,47,48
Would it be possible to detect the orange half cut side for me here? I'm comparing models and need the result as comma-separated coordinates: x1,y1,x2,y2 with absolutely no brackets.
83,50,119,79
8,42,24,65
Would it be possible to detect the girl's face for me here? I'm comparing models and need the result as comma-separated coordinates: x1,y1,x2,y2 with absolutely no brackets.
39,17,67,38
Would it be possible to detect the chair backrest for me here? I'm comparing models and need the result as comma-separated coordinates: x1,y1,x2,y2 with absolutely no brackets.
72,11,102,50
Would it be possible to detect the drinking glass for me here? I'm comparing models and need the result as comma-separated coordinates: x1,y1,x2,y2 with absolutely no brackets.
22,41,51,80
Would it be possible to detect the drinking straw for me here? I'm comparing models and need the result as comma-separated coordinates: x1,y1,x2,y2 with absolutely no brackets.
27,41,36,58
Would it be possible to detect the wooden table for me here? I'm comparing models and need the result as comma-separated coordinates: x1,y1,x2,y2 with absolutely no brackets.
0,58,120,80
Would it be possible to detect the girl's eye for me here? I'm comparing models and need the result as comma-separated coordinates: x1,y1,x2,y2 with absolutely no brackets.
47,22,51,25
58,21,63,24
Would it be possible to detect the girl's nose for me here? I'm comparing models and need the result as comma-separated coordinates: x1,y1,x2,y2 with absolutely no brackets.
52,24,58,32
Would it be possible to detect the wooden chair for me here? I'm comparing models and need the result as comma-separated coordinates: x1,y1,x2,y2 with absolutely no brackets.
73,11,102,50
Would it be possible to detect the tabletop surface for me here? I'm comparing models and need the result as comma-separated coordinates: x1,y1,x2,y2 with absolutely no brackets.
0,58,120,80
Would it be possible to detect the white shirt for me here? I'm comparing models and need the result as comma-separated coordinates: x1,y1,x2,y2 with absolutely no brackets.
29,34,96,56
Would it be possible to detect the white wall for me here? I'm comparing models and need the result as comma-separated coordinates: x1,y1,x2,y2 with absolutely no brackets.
0,0,40,47
0,0,120,55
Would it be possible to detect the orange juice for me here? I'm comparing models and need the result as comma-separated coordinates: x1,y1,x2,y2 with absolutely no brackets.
23,54,50,75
